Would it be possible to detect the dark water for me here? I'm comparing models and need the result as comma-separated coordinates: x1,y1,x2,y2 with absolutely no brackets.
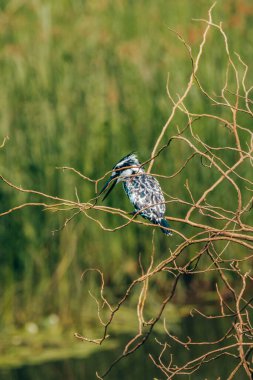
0,342,160,380
0,316,249,380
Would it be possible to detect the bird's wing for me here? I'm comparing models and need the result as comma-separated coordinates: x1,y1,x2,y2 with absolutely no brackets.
132,175,166,219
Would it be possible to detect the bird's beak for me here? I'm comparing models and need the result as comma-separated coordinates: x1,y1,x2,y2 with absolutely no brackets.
98,176,117,201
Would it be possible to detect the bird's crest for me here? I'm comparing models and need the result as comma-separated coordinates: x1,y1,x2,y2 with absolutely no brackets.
114,152,140,169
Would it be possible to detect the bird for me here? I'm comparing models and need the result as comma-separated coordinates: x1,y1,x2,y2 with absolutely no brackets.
99,153,172,235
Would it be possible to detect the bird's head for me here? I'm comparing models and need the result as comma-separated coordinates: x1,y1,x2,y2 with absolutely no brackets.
99,153,142,201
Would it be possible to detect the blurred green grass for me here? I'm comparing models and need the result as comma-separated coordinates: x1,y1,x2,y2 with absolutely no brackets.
0,0,252,331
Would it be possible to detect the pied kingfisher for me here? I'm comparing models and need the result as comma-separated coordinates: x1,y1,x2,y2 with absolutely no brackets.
99,153,172,235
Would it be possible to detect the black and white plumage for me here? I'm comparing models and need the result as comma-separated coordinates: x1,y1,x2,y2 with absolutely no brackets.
99,153,172,235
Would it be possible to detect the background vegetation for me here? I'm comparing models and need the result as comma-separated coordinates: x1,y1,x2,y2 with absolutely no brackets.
0,0,252,377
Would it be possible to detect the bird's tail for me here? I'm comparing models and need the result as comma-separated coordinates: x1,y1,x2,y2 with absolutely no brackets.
159,218,172,236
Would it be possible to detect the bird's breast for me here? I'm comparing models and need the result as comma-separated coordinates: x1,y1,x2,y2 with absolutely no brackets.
123,176,146,204
123,174,166,216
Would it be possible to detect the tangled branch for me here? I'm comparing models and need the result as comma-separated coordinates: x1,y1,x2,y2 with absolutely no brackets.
0,3,252,379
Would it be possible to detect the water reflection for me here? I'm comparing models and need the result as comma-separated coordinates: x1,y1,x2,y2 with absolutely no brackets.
0,339,161,380
0,315,249,380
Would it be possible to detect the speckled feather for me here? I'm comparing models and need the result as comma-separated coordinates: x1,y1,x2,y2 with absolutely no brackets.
100,153,172,235
123,174,166,223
